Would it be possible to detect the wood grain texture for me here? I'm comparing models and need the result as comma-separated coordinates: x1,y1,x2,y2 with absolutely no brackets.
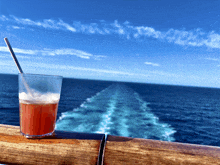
0,124,104,165
1,125,220,165
104,135,220,165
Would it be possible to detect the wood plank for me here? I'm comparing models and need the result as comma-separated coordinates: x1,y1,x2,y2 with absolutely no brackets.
104,135,220,165
0,124,105,165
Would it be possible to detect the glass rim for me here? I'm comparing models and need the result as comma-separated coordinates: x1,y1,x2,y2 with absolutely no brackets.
18,73,63,79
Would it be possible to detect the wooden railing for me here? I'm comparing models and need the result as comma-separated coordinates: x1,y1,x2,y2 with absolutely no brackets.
0,124,220,165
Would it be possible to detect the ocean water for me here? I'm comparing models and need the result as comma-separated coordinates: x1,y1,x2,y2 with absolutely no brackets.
0,73,220,147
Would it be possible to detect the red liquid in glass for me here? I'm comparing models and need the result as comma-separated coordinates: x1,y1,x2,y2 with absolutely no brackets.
19,101,58,136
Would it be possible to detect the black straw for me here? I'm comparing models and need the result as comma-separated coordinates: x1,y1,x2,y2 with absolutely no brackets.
4,37,33,97
4,38,24,73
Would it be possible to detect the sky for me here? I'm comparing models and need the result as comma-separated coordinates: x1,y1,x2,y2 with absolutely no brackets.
0,0,220,88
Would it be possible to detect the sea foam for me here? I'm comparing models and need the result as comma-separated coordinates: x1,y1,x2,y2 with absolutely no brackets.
56,84,176,142
19,92,60,104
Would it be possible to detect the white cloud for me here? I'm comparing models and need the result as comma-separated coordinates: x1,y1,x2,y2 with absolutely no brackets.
67,66,134,75
2,15,220,49
204,57,219,61
0,46,9,52
16,55,31,59
111,20,125,35
0,15,9,21
0,46,105,60
93,55,107,60
26,62,135,76
13,48,37,55
11,26,24,29
24,62,179,79
57,19,76,32
9,15,76,32
145,62,160,67
41,48,92,59
25,61,178,78
0,46,37,55
133,26,161,39
72,21,106,34
204,31,220,48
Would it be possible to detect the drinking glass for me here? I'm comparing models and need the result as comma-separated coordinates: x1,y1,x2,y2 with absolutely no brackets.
18,73,63,138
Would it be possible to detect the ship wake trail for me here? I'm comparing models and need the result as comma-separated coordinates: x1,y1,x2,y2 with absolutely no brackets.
56,83,176,141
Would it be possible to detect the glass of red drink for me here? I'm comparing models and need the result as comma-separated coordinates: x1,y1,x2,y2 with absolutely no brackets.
18,73,63,138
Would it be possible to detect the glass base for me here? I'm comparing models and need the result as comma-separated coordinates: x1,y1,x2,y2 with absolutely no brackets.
20,131,55,139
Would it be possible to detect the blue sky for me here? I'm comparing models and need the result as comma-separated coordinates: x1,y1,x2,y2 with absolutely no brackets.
0,0,220,88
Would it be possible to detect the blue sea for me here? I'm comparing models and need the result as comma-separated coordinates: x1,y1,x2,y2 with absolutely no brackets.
0,73,220,147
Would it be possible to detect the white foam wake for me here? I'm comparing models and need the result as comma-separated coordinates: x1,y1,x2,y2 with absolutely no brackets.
56,83,176,142
95,91,118,135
